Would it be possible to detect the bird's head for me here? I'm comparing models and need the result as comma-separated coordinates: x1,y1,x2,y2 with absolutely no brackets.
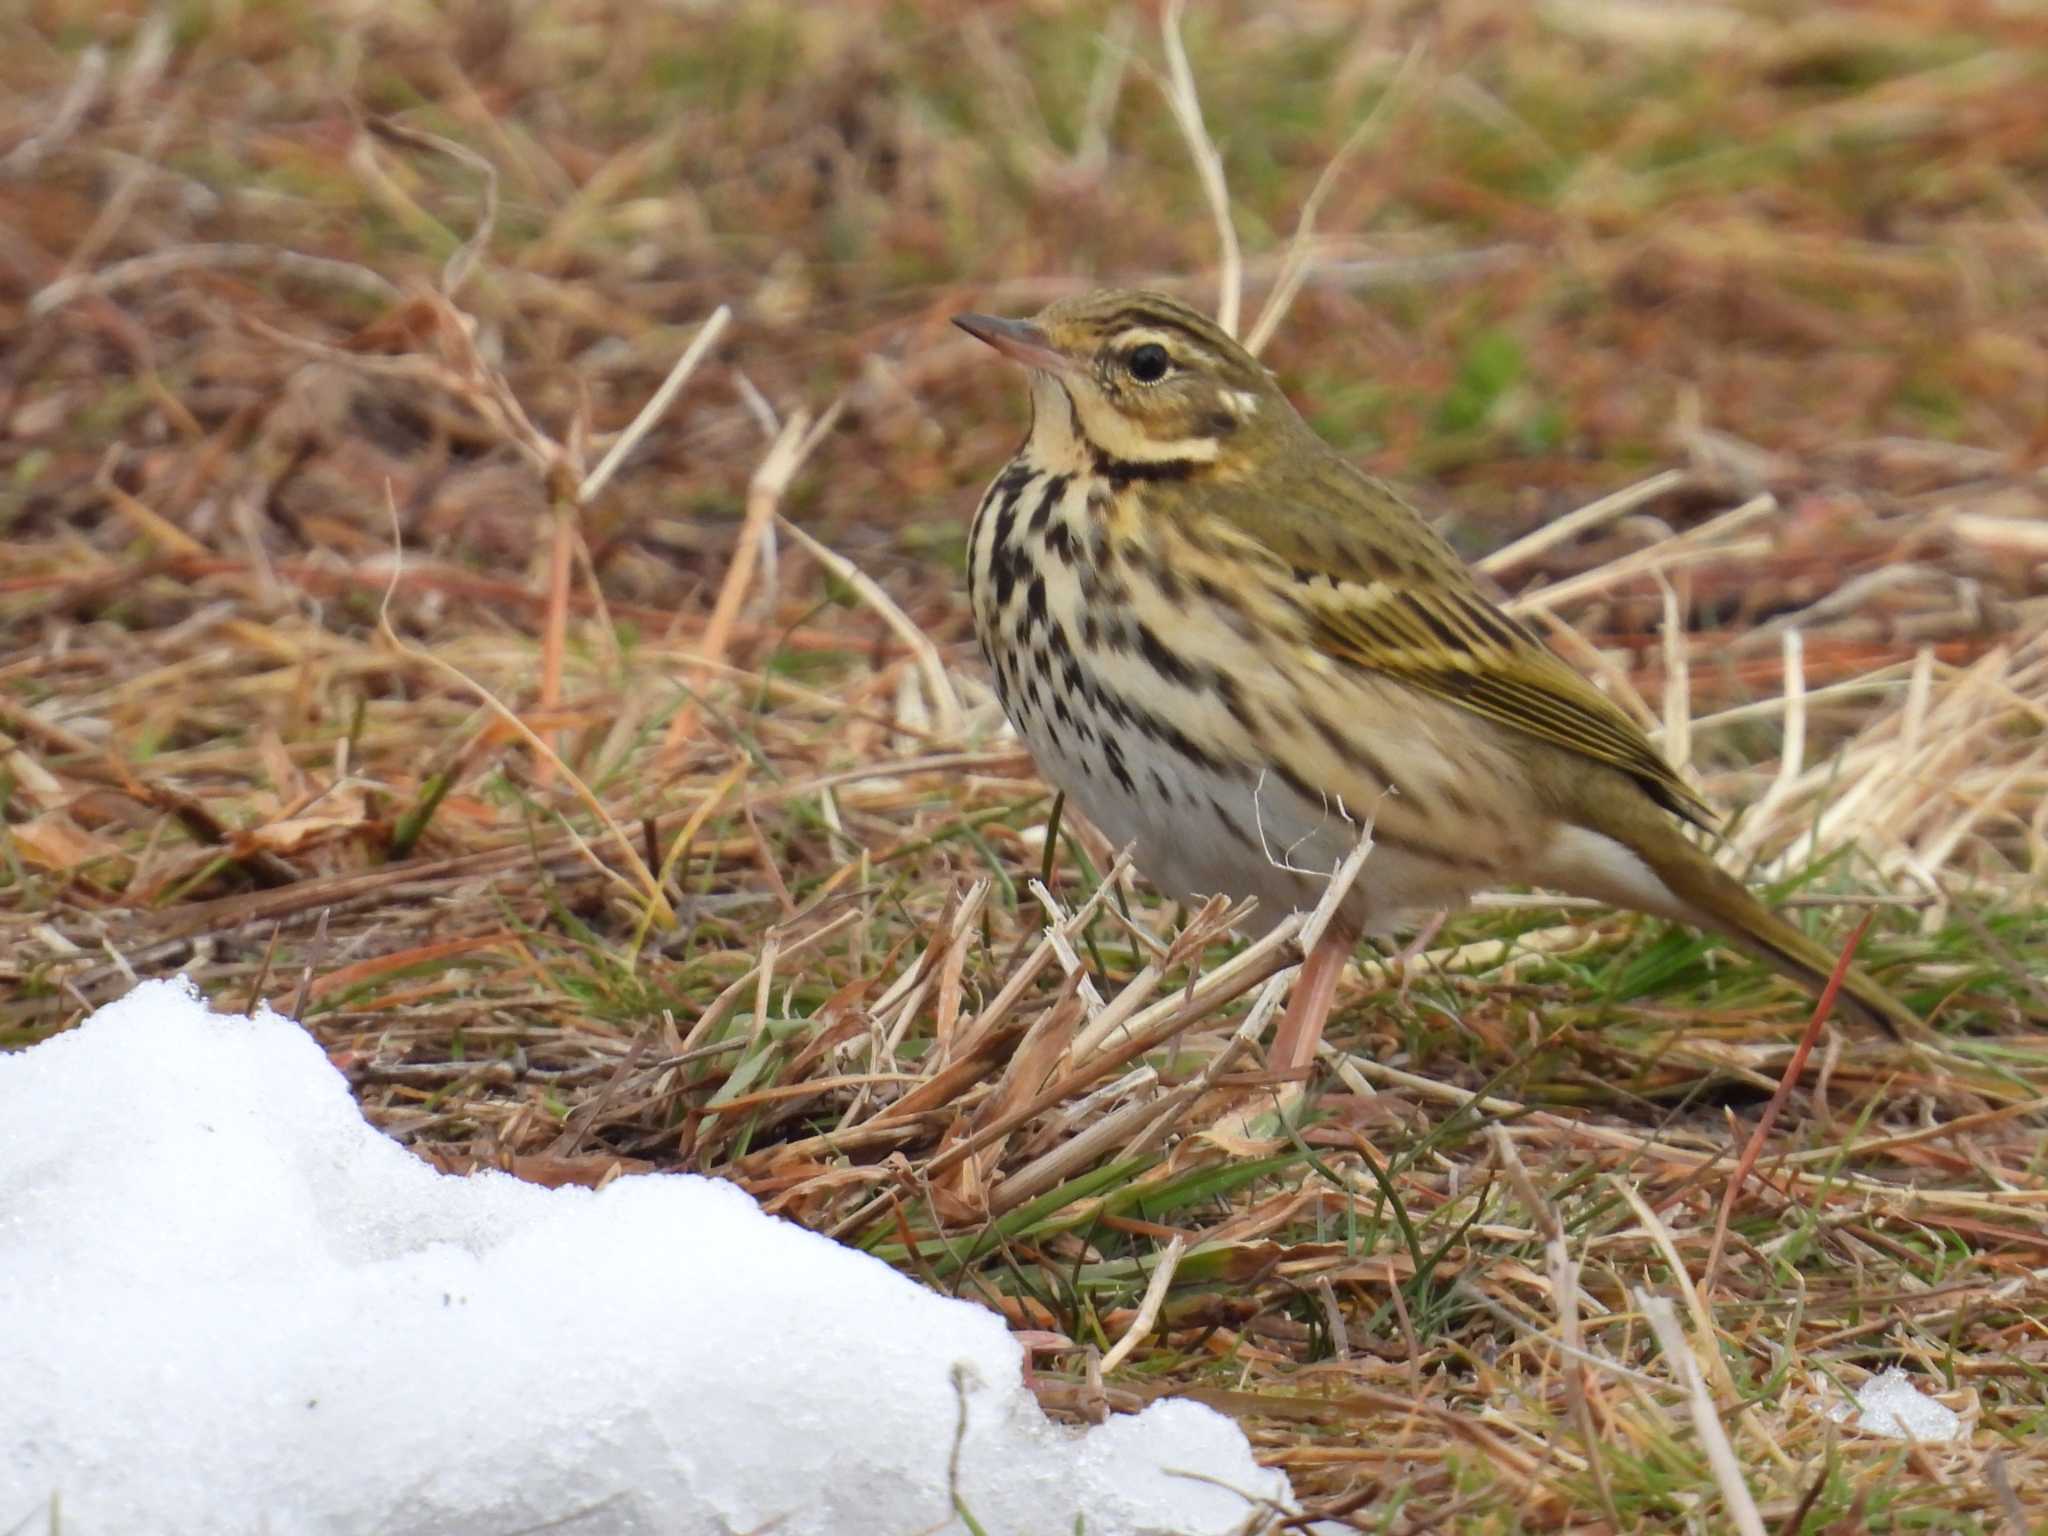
954,289,1297,477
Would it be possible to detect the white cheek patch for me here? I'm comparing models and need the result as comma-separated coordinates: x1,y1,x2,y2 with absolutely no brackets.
1222,389,1261,419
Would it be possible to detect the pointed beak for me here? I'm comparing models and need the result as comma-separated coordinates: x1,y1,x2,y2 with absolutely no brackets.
953,312,1074,375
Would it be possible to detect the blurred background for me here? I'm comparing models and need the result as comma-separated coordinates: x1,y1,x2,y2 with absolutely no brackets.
4,4,2047,1526
8,1,2045,635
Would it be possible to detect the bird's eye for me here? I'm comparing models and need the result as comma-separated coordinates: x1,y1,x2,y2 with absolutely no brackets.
1125,343,1172,383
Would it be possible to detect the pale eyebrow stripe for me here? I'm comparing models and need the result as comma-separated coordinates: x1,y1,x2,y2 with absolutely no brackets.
1110,317,1223,368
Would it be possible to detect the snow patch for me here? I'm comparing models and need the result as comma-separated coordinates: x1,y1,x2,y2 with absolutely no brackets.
1826,1367,1963,1442
0,977,1289,1535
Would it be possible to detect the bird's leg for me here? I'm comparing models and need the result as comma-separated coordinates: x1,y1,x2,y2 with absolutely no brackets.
1269,924,1356,1078
1393,908,1449,1007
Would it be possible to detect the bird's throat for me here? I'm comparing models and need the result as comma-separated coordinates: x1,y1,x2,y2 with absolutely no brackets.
1027,371,1218,482
1024,372,1091,475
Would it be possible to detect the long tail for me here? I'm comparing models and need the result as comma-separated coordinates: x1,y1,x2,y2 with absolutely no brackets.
1633,834,1929,1042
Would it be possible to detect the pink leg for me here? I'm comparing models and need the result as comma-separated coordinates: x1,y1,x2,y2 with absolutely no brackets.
1393,908,1449,1006
1269,927,1354,1077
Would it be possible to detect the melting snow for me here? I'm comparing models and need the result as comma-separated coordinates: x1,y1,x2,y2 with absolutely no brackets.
0,977,1290,1535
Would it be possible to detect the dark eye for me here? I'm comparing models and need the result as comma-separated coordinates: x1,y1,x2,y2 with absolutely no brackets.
1125,343,1172,383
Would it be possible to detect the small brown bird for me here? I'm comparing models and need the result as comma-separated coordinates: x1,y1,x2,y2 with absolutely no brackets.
955,289,1922,1071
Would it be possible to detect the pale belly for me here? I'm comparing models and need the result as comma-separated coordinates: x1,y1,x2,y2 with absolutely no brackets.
1011,702,1477,937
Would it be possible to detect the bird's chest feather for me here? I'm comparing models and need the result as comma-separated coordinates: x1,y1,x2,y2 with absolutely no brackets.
968,465,1333,913
967,461,1110,754
965,459,1538,929
969,467,1277,783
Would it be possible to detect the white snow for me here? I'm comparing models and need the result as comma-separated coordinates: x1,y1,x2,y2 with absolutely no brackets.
1825,1367,1964,1442
0,977,1290,1536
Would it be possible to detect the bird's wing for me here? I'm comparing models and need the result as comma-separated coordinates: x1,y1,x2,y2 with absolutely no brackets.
1198,465,1713,826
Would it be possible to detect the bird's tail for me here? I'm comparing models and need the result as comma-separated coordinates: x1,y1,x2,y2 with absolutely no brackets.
1632,831,1928,1041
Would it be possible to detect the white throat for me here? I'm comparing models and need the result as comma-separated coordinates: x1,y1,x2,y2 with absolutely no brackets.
1024,372,1090,470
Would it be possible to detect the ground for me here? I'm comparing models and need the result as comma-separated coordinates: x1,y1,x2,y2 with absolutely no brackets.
3,2,2047,1531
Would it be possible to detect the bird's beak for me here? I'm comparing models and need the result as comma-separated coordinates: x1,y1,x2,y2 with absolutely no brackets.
953,313,1074,375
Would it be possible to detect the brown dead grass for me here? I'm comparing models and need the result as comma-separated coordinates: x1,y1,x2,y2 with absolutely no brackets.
4,2,2047,1531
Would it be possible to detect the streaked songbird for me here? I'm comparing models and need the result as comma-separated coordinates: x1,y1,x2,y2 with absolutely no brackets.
954,289,1922,1072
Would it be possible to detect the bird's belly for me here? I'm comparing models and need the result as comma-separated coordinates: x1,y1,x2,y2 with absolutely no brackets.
1018,711,1315,913
1011,702,1473,937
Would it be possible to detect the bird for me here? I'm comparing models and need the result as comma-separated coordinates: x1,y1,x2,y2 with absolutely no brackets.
952,288,1925,1073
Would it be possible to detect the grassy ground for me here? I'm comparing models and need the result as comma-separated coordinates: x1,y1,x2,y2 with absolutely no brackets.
5,1,2048,1530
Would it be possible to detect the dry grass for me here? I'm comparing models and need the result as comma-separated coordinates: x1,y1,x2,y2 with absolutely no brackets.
4,1,2047,1530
